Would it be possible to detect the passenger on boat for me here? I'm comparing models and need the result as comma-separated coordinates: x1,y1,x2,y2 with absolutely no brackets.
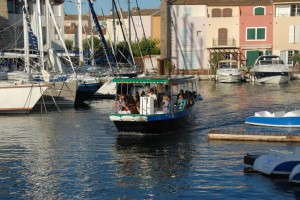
128,95,140,114
116,94,131,114
115,94,126,112
164,85,171,96
141,91,146,96
148,88,158,108
162,95,171,113
176,94,187,111
148,88,157,100
156,95,171,114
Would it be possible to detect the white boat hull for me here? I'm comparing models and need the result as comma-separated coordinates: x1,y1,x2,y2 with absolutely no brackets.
289,164,300,183
253,148,300,175
0,83,49,114
252,75,290,84
217,74,242,83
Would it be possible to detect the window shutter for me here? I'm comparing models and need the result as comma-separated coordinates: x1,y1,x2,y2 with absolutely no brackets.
289,25,295,43
257,28,265,40
254,7,265,15
223,8,232,17
247,28,255,40
212,8,221,17
295,25,300,43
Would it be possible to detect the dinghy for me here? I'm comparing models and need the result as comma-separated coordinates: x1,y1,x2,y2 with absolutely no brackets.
245,110,300,127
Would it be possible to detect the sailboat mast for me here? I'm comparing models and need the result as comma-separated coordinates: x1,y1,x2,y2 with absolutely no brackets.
22,0,29,73
112,0,116,51
78,0,83,66
89,8,95,66
128,0,131,44
36,0,44,69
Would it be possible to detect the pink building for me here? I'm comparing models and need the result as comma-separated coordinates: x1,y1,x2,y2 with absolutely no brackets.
240,4,273,67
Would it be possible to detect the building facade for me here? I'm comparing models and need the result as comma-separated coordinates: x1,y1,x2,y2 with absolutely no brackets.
162,0,300,75
5,0,65,51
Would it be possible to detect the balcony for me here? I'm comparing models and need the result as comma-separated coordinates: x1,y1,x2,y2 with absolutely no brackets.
212,38,236,47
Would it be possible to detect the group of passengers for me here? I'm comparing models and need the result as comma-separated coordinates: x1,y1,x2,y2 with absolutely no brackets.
115,93,140,114
115,87,196,114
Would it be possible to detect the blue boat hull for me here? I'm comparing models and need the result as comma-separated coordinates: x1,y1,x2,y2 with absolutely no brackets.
273,161,300,174
75,82,101,106
111,97,201,134
245,116,300,127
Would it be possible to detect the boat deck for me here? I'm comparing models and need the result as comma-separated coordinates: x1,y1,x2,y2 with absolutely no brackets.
208,129,300,142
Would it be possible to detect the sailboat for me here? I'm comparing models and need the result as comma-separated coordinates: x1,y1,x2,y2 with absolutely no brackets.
87,0,142,98
0,0,49,114
35,0,100,107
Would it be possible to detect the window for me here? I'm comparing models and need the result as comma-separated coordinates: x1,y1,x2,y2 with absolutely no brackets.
7,0,14,13
15,1,23,14
289,25,300,43
212,8,221,17
288,50,293,65
223,8,232,17
218,28,228,45
246,27,266,40
291,4,300,16
197,31,202,37
254,7,265,15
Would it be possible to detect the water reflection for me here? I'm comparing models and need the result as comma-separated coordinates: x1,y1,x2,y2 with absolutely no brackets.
1,81,300,199
114,132,195,196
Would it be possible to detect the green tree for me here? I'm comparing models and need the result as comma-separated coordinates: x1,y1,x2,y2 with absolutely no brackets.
292,53,300,66
65,39,73,51
131,37,160,56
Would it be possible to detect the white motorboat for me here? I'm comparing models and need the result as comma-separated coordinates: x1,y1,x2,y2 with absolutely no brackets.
0,82,49,114
252,147,300,175
216,60,242,83
249,55,291,84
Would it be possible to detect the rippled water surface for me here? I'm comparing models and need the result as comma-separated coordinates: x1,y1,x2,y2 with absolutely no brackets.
2,81,300,199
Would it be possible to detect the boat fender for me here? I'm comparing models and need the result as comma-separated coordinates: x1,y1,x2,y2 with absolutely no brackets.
134,116,148,122
121,116,134,121
109,116,122,121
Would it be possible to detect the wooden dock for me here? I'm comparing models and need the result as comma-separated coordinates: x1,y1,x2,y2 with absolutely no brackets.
208,129,300,142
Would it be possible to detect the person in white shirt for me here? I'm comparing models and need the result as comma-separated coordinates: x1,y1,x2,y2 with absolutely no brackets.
148,88,157,100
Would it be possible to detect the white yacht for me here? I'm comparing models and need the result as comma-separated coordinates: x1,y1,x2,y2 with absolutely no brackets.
0,81,49,114
216,60,243,83
249,55,291,84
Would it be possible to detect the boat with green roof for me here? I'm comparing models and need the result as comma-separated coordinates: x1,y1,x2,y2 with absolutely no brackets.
109,75,203,133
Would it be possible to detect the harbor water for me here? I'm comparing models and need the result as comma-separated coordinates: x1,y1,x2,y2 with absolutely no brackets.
2,81,300,199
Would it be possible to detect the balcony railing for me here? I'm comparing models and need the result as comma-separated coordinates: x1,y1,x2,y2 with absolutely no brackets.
212,38,236,47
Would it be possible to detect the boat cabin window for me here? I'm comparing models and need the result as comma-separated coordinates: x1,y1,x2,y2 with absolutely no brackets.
260,60,273,65
273,60,284,65
219,63,238,68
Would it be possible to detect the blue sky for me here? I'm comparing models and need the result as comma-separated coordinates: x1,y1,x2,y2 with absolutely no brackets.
65,0,161,15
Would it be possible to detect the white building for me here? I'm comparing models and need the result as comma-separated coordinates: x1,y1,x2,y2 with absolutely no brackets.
6,0,65,51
